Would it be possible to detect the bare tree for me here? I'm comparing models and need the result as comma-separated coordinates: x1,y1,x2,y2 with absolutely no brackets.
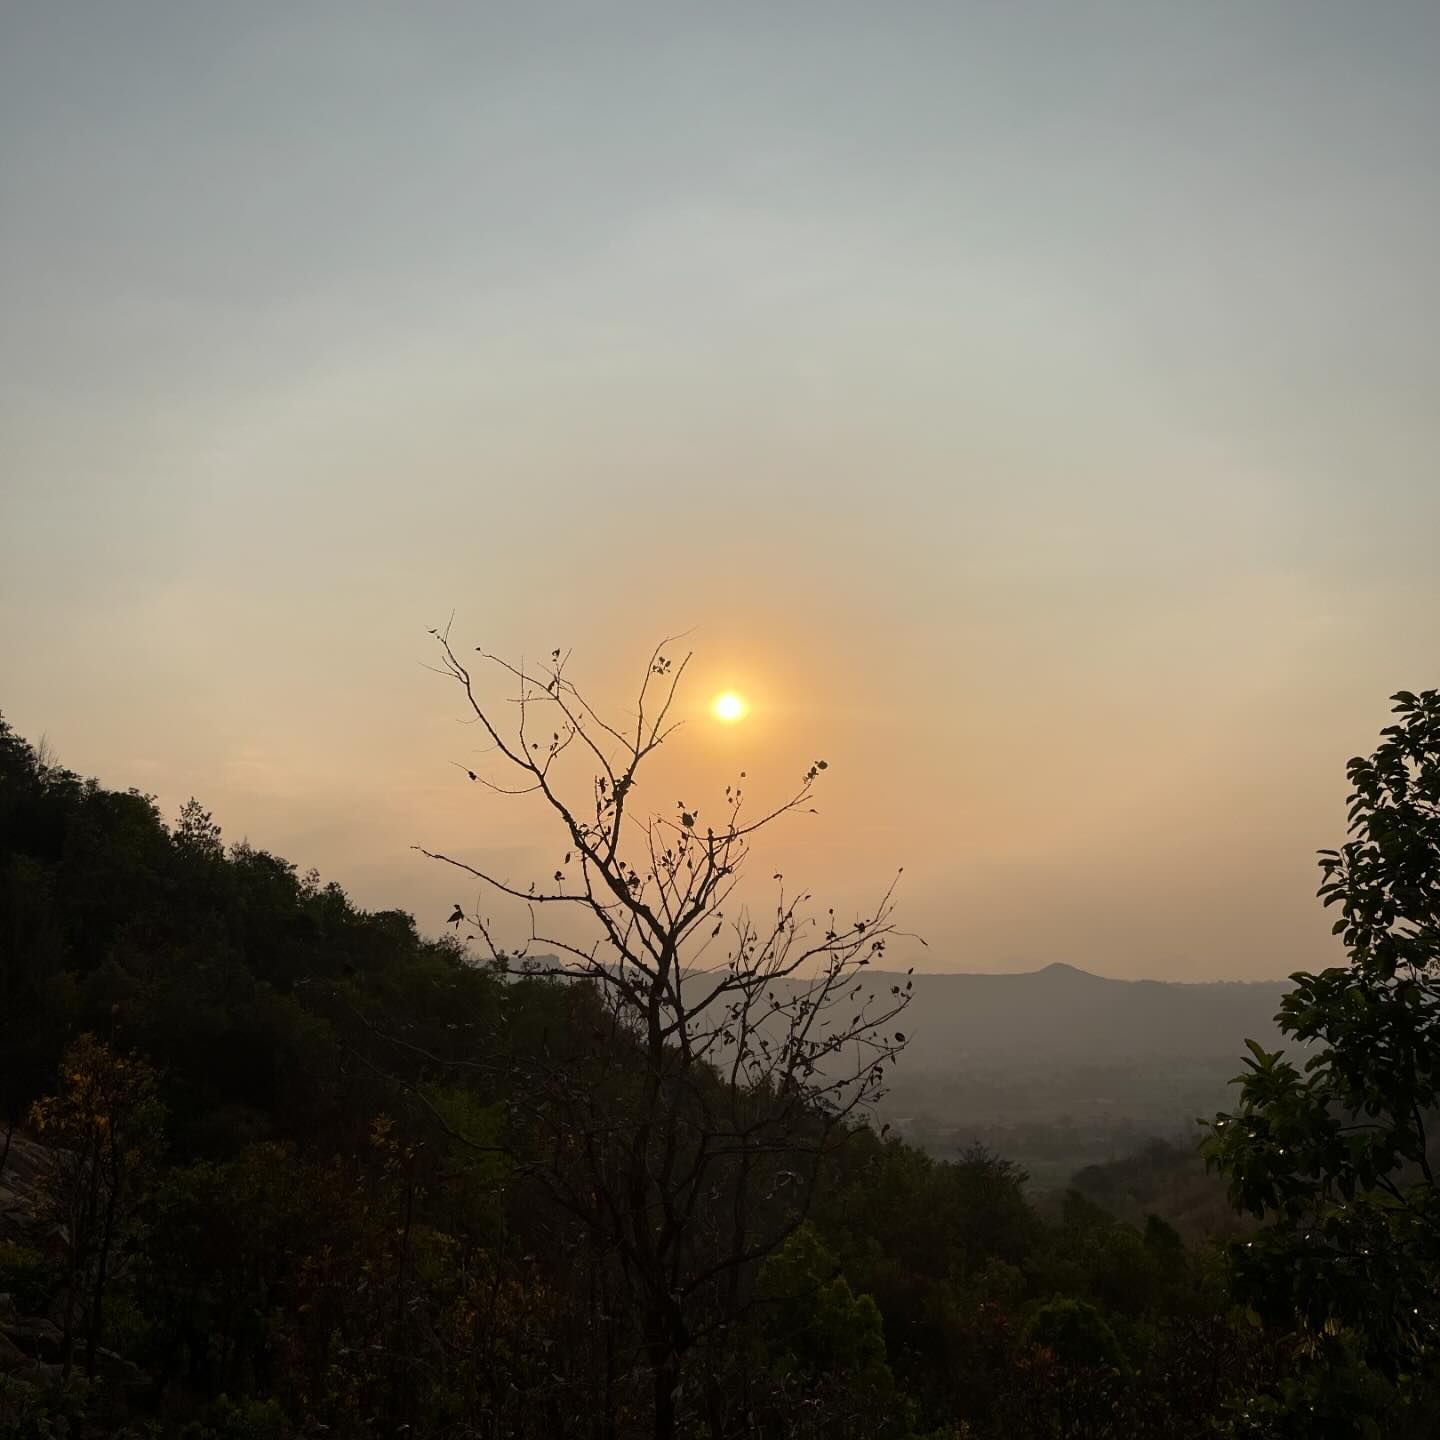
416,629,915,1440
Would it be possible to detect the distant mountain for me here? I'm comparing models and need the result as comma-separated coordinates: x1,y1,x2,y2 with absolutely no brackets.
858,963,1295,1186
872,962,1290,1069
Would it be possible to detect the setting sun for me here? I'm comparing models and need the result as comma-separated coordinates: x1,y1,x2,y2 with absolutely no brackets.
711,691,747,723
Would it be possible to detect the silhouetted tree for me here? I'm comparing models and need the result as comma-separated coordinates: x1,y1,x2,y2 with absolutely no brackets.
419,631,915,1439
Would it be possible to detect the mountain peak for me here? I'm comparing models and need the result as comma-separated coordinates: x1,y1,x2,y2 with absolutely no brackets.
1034,961,1101,980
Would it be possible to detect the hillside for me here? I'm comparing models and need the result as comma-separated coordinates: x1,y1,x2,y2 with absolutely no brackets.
0,710,1348,1437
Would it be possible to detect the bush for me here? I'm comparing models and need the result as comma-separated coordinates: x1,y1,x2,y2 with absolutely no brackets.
1022,1297,1127,1370
0,1244,52,1318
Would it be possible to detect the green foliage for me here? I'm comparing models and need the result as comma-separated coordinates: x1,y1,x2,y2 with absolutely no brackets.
1208,690,1440,1431
0,1373,91,1440
0,1243,52,1317
169,1394,293,1440
1022,1297,1126,1370
757,1224,891,1383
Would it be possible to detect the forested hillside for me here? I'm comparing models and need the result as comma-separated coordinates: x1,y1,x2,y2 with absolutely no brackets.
1,705,1436,1439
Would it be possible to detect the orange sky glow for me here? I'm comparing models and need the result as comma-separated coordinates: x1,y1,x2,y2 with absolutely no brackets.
2,4,1438,979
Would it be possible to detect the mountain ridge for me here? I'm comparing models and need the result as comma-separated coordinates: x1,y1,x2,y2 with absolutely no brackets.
877,960,1290,987
844,962,1292,1069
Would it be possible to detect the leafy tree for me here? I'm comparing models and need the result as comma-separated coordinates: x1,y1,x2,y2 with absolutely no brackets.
30,1034,164,1380
1022,1297,1126,1370
745,1224,904,1439
756,1223,891,1383
173,797,224,864
1208,689,1440,1427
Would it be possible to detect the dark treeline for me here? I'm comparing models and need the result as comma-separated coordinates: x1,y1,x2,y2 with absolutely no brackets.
1,698,1438,1439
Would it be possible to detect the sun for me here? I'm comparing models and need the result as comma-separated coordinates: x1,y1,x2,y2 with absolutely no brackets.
711,691,747,723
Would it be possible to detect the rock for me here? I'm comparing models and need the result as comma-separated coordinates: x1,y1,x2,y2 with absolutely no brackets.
0,1135,60,1248
0,1341,59,1383
94,1344,148,1389
7,1316,64,1361
0,1330,30,1372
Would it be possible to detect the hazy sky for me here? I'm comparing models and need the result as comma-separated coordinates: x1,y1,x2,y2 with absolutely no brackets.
3,2,1437,979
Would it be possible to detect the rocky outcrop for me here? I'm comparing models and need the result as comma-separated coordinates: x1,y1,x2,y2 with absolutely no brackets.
0,1133,67,1381
0,1132,55,1246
